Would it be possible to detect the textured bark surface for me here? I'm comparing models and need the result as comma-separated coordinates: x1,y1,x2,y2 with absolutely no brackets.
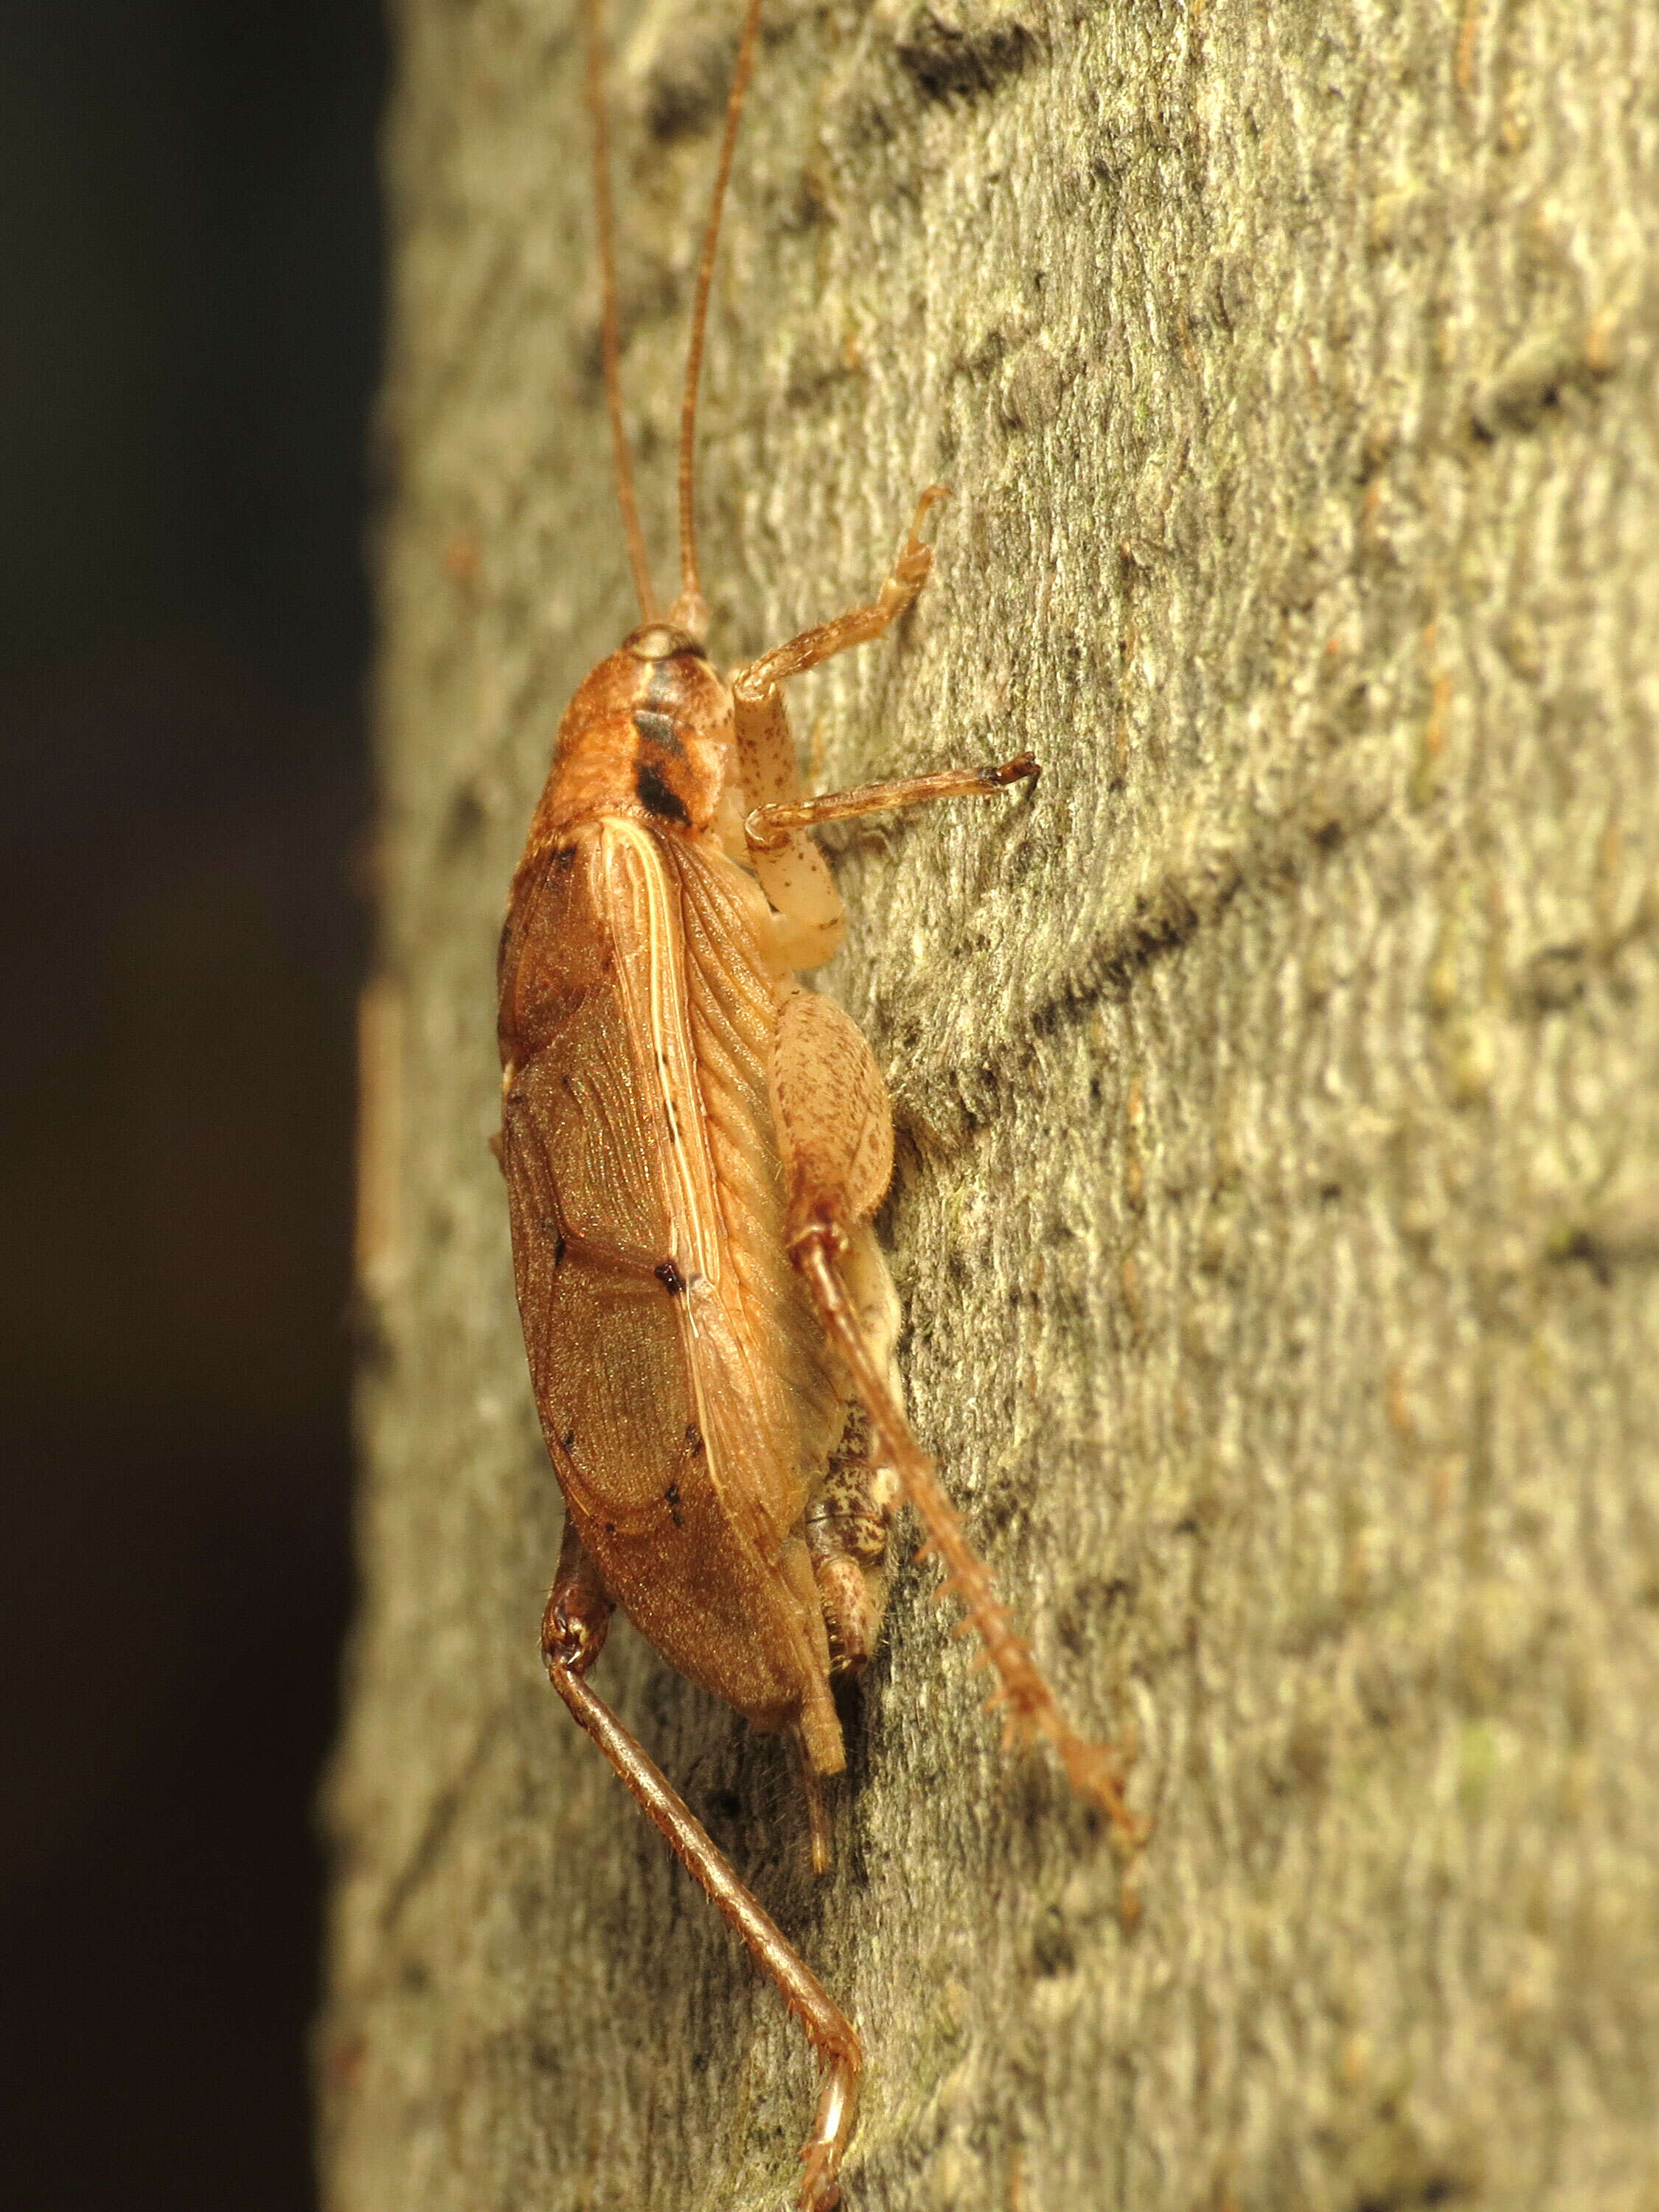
323,3,1659,2208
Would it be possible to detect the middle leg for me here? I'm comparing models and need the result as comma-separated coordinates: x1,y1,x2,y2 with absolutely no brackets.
746,750,1037,852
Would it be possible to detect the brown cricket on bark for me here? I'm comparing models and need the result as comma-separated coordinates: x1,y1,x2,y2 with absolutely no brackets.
494,0,1139,2200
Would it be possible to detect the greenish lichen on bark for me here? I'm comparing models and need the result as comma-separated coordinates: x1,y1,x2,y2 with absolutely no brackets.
323,1,1659,2207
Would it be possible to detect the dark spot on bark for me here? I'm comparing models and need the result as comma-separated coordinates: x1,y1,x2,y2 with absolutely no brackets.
633,707,682,756
636,759,692,824
894,7,1042,102
1519,942,1589,1012
655,1258,685,1295
554,1233,566,1267
664,1481,684,1528
1031,1904,1076,1978
441,782,485,858
604,1521,616,1536
644,38,727,142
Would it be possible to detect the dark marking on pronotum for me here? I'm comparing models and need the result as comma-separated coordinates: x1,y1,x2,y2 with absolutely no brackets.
561,1429,576,1452
684,1424,704,1455
636,758,692,824
644,644,700,695
633,706,683,756
664,1481,684,1527
554,1231,567,1267
655,1257,686,1295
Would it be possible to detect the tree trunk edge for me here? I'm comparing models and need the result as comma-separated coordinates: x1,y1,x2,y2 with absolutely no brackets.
323,4,1659,2210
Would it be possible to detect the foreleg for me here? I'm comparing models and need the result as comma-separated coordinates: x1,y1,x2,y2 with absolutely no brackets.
734,485,947,706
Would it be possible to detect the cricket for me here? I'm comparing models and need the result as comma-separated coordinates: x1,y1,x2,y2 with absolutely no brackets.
494,0,1138,2200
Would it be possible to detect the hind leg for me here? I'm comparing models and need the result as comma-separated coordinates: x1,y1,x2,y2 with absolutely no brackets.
768,989,1141,1848
540,1514,862,2208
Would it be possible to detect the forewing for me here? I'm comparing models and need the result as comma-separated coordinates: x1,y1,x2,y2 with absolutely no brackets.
500,823,805,1538
501,826,688,1516
499,819,845,1743
667,838,844,1522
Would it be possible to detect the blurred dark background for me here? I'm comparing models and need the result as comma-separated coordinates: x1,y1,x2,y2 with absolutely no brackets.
1,3,383,2205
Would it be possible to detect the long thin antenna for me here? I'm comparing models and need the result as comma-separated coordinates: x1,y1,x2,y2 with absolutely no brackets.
672,0,768,635
581,0,657,623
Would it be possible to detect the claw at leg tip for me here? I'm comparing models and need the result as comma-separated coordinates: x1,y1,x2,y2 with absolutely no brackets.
796,2156,840,2212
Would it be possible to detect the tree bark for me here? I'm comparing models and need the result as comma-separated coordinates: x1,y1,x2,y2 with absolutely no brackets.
323,2,1659,2208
